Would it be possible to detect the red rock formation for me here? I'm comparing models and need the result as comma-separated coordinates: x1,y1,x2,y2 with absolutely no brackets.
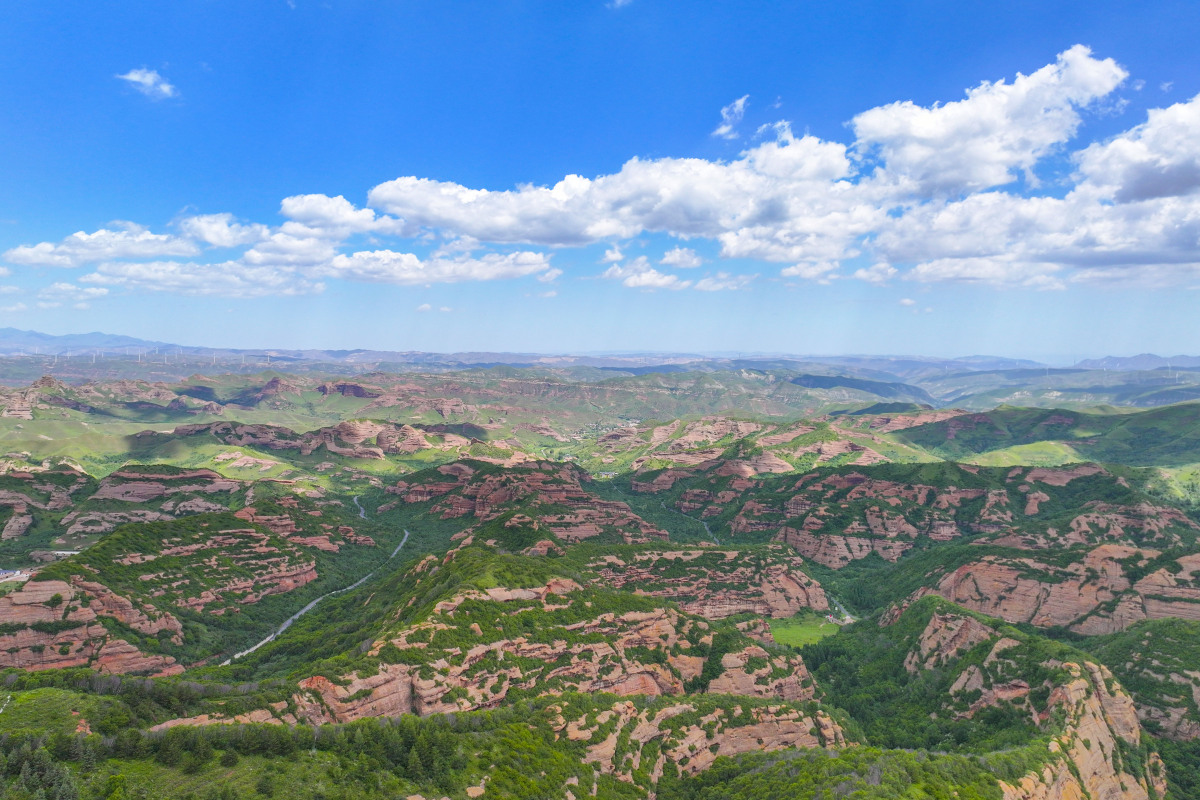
0,579,181,675
931,546,1200,634
590,547,828,618
777,527,912,569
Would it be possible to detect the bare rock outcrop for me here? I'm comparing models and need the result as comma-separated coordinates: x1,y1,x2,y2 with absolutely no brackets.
557,699,846,789
932,545,1200,634
589,546,828,618
0,579,181,675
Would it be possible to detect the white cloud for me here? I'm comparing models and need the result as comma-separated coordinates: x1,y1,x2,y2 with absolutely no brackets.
0,285,17,294
0,303,26,313
80,261,321,297
323,250,553,284
439,306,452,312
660,246,703,268
602,257,692,290
712,95,749,140
694,272,754,291
852,45,1126,196
852,263,898,284
38,282,109,310
116,68,178,100
367,126,858,259
622,268,690,290
22,45,1200,295
899,297,916,306
0,267,9,277
1074,94,1200,202
179,214,270,247
243,232,339,268
906,256,1065,289
279,194,407,236
781,262,840,283
4,224,198,267
416,303,432,312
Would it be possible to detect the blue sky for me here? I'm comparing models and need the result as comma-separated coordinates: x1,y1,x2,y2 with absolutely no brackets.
2,1,1199,359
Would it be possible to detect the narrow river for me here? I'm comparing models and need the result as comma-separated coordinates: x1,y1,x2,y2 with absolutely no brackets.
223,528,411,663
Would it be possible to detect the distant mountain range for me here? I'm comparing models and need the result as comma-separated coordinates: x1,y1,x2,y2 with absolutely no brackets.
1073,354,1200,371
0,327,1061,372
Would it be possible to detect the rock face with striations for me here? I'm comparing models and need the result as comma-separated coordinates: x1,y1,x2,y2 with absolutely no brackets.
585,545,828,618
391,460,668,544
0,579,182,675
891,604,1166,800
290,551,816,725
554,697,847,791
169,420,443,460
931,544,1200,634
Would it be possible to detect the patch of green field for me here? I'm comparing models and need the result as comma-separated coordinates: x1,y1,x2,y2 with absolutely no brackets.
100,752,386,800
0,688,102,736
768,612,841,647
1150,462,1200,508
966,440,1082,467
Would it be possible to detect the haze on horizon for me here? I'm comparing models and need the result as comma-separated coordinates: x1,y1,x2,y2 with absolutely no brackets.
2,1,1199,357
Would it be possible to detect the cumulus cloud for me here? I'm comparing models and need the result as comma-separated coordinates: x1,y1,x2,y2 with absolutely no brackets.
1074,94,1200,202
179,214,270,247
416,303,432,312
4,224,198,267
0,303,26,313
712,95,749,139
602,257,691,290
852,264,898,284
899,297,916,306
279,194,407,236
852,45,1126,196
116,68,178,100
20,45,1200,296
660,246,703,268
367,126,858,260
0,285,17,294
243,232,340,268
781,262,840,283
871,93,1200,288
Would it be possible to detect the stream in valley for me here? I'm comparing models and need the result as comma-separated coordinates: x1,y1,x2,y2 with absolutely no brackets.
224,526,411,663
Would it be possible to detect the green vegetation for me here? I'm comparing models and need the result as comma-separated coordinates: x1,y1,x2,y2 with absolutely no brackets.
802,597,1070,753
1084,618,1200,739
5,368,1200,798
895,403,1200,467
660,747,1008,800
768,612,841,647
